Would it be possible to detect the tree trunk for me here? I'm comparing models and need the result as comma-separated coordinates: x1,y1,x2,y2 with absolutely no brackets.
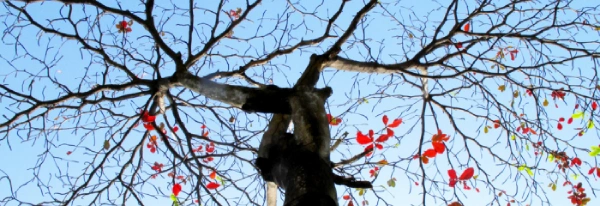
257,87,337,206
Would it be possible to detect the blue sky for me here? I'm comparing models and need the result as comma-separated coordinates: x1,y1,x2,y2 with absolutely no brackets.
1,0,600,206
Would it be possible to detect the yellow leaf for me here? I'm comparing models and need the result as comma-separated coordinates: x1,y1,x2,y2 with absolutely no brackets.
484,126,489,133
510,134,516,140
473,175,478,179
572,174,579,180
588,121,594,129
551,183,556,191
498,85,506,92
595,26,600,31
548,154,554,162
513,91,519,98
378,159,389,166
408,33,414,38
572,111,584,119
543,99,548,107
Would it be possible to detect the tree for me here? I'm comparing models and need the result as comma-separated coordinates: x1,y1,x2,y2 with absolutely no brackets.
1,0,600,205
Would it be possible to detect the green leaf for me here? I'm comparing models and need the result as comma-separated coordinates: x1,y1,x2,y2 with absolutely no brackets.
387,178,396,187
170,194,177,202
590,146,600,156
548,154,555,162
216,176,225,185
572,111,584,119
525,167,533,176
525,143,529,151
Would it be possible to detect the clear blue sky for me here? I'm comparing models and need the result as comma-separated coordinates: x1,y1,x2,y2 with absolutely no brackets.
1,0,599,206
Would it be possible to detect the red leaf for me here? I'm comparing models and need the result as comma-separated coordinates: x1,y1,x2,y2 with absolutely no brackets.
568,117,574,124
375,143,383,150
423,149,437,158
173,126,179,133
348,201,354,206
206,182,220,189
343,194,350,200
172,183,182,196
571,157,582,167
141,111,156,123
206,142,215,153
210,170,217,179
421,156,429,164
66,151,72,155
593,102,598,110
386,128,394,137
376,134,390,142
559,117,565,122
143,123,154,130
388,119,402,128
557,123,563,130
463,23,470,32
432,142,445,154
382,115,389,125
368,130,374,138
456,42,463,49
459,167,475,180
448,169,457,179
356,131,373,145
588,167,596,175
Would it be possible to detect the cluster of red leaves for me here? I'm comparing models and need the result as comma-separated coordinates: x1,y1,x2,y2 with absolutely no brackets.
147,135,159,153
369,167,379,177
203,142,216,163
516,125,537,135
417,129,449,164
448,167,475,189
168,172,187,184
141,110,156,130
550,151,582,172
356,115,401,156
493,120,501,129
228,8,242,20
551,90,566,100
567,182,591,206
116,20,132,33
204,170,221,190
151,162,164,172
327,114,342,126
526,88,534,96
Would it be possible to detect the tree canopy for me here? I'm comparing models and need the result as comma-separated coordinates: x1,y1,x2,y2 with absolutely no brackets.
1,0,600,205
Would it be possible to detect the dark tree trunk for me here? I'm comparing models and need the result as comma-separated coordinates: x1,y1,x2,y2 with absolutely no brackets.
255,86,337,206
